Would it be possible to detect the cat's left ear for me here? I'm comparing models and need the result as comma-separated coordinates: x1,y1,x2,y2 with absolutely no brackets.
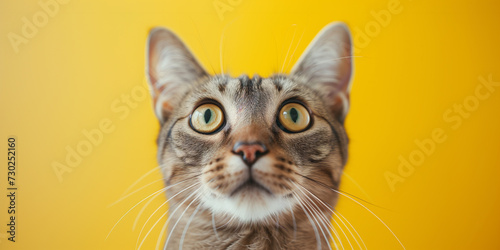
146,27,208,123
291,22,353,123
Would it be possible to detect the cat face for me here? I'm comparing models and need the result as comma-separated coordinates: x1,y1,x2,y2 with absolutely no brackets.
146,23,352,223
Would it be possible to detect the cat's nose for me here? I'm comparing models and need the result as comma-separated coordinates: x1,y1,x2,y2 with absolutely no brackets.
232,142,268,166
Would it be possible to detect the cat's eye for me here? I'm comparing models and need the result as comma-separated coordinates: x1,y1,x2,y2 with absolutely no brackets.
278,102,311,133
190,103,225,134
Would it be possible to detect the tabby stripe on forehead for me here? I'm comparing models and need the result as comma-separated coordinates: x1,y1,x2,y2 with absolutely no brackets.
252,75,262,88
218,82,226,93
238,75,254,94
217,77,229,93
271,76,283,92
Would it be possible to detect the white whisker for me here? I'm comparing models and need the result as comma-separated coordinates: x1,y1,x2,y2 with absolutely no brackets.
137,185,201,250
335,210,367,250
284,28,305,73
133,187,165,230
135,182,199,249
155,215,169,250
305,198,336,249
281,25,298,73
212,212,220,240
109,175,197,208
294,185,337,250
330,187,406,249
295,182,358,248
292,193,321,250
108,178,164,208
342,172,372,201
288,202,297,239
216,213,237,230
188,17,217,75
106,186,169,240
120,166,160,198
179,202,202,250
164,193,202,250
219,18,237,75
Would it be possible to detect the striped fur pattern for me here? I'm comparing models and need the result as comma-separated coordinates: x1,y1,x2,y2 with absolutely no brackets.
146,22,353,249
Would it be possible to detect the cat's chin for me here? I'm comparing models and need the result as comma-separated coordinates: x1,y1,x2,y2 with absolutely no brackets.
229,179,272,197
201,188,294,223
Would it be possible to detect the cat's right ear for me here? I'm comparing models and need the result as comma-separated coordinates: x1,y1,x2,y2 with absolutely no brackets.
146,27,208,123
291,22,353,123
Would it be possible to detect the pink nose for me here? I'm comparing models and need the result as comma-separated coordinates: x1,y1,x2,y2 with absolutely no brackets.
232,142,268,165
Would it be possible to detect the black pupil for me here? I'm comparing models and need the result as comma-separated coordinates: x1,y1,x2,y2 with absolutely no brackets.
290,108,299,123
204,109,212,123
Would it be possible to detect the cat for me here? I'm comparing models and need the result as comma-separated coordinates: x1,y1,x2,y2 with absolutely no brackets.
145,21,353,250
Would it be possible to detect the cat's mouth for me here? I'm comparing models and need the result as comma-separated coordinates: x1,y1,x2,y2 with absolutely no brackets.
229,178,272,197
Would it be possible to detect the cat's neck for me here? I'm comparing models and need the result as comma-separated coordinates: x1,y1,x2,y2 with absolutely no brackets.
164,204,332,250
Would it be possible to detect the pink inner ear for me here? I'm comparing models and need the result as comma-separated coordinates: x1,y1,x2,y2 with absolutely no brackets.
290,22,353,121
146,27,208,122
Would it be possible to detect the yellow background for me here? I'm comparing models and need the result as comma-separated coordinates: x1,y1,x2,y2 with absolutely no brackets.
1,0,500,249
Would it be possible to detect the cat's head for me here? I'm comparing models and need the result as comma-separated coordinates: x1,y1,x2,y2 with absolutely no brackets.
146,22,352,223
